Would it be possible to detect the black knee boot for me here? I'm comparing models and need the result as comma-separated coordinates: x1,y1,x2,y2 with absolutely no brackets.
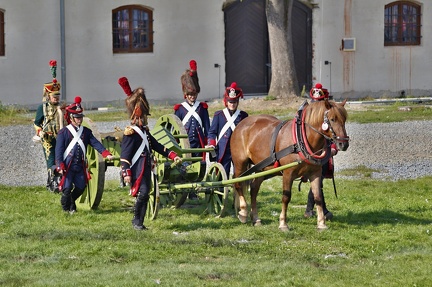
70,188,85,212
61,188,72,212
132,193,148,230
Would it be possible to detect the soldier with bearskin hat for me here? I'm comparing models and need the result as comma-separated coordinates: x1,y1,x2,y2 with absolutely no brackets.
207,82,248,176
33,60,67,192
173,60,210,200
55,96,114,214
302,82,336,221
118,77,182,230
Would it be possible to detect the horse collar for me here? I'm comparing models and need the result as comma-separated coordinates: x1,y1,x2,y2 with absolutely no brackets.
293,103,331,166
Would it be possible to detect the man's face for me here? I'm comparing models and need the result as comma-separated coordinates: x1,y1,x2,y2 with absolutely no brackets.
185,92,198,105
227,101,239,111
71,116,83,126
49,95,60,105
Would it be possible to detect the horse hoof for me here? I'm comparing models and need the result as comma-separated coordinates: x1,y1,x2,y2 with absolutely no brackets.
253,219,262,226
317,224,328,230
238,214,247,224
278,225,289,232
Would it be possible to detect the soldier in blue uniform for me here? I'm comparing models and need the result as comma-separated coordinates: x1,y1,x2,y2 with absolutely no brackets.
173,60,210,199
55,96,114,214
173,60,210,158
207,82,248,176
119,77,181,230
33,60,67,191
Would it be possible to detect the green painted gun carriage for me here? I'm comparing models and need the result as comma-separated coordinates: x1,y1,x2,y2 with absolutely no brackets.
78,114,299,219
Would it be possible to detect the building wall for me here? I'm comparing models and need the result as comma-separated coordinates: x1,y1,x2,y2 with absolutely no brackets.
1,0,431,107
312,0,432,99
0,0,226,108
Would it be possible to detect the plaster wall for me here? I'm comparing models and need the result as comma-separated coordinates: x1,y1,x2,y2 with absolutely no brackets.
0,0,226,108
313,0,432,99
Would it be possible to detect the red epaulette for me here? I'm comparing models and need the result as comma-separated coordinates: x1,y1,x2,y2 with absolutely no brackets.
173,103,182,111
201,102,208,109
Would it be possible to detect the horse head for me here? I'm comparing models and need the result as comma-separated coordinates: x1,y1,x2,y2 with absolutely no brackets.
323,99,349,151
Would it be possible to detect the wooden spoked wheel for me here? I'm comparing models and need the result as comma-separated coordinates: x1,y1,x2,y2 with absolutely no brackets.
204,162,229,217
151,114,190,208
76,117,106,210
145,172,159,220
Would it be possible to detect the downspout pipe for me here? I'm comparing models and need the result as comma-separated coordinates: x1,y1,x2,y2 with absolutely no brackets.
60,0,66,101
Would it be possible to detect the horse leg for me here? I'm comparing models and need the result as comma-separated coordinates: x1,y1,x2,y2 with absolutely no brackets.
250,177,264,226
310,176,327,230
279,176,294,231
235,181,248,223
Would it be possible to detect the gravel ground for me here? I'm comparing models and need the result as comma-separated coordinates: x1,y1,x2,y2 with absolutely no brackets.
1,119,431,187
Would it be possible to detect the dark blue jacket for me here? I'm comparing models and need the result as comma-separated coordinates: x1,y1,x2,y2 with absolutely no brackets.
174,101,210,149
208,109,248,163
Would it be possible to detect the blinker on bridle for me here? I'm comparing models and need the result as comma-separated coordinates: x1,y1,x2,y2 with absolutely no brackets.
305,109,350,144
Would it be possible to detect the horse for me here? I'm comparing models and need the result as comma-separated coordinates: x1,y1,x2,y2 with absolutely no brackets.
230,99,349,231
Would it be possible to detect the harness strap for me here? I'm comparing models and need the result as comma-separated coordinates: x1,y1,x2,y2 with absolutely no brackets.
295,103,331,165
238,120,296,177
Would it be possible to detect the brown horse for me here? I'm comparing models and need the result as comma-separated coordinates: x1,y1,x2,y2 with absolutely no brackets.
231,99,349,230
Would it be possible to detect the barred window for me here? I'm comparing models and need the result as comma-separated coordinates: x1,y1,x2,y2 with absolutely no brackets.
0,9,4,56
112,5,153,53
384,1,421,46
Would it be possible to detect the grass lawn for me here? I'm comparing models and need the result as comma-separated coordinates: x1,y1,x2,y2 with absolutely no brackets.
1,176,431,287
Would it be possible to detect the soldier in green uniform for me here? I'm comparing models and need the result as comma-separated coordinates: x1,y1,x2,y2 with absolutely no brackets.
33,60,66,192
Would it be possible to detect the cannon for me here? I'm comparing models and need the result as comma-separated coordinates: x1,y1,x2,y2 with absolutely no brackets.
76,114,300,219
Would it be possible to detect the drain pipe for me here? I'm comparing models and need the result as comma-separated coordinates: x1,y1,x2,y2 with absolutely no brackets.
60,0,66,101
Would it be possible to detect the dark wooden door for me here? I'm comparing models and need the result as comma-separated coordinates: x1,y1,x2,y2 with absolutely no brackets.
224,0,312,95
224,0,269,95
292,0,313,91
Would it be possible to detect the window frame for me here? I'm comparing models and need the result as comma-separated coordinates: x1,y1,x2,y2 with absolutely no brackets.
384,1,421,46
112,5,153,53
0,9,4,56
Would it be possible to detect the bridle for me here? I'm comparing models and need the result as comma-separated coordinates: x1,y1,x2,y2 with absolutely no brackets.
304,108,350,146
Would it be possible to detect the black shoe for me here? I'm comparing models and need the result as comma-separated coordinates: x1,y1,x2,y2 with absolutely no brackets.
133,224,147,231
324,211,333,221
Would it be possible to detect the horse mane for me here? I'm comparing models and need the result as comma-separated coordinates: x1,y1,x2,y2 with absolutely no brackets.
304,100,347,127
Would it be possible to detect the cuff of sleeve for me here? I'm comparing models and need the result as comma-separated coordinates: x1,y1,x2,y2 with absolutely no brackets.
208,139,216,146
122,169,132,177
102,150,112,158
168,151,178,160
57,163,66,172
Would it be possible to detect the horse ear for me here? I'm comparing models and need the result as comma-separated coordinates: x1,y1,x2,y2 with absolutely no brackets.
341,99,347,106
324,98,332,109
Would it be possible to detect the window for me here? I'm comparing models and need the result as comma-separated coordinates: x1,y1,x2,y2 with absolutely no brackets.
112,5,153,53
0,9,4,56
384,1,421,46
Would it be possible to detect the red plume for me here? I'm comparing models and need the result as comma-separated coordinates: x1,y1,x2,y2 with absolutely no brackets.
118,77,133,96
189,60,197,71
74,96,82,104
230,82,237,89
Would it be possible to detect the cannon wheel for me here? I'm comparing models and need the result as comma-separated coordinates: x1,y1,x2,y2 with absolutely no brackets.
75,117,106,210
153,114,189,208
146,172,159,220
204,162,229,217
